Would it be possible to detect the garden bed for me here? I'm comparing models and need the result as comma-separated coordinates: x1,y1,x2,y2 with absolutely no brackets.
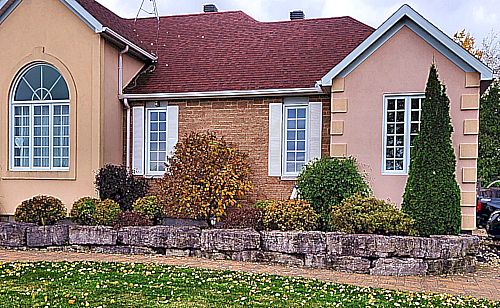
0,223,479,276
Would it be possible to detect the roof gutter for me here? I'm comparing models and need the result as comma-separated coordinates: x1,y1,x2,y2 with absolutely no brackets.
101,27,157,62
120,87,324,101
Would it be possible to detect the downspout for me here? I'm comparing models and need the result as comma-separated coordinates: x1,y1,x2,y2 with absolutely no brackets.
118,46,131,169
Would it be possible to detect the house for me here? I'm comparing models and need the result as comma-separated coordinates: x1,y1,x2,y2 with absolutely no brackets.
0,0,493,230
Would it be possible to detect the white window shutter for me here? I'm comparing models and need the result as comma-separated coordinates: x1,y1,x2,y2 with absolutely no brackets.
308,102,323,161
167,105,179,157
132,106,145,175
268,103,283,176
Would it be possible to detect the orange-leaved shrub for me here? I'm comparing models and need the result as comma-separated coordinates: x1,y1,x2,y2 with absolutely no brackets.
159,131,253,223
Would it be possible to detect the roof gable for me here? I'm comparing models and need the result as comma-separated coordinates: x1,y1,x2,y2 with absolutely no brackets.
320,4,494,86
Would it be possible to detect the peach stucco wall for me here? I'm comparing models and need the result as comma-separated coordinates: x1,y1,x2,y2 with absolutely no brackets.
331,26,479,229
0,0,107,214
102,43,144,165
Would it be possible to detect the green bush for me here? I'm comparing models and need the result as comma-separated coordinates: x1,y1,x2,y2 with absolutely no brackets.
261,200,319,231
330,195,418,236
95,164,149,211
402,65,461,236
15,195,66,226
94,199,122,226
478,81,500,184
297,157,370,230
70,197,99,225
133,196,162,224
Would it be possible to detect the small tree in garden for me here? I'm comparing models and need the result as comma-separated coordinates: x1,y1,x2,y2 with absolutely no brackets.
159,131,253,224
297,157,370,230
402,64,461,236
478,82,500,184
95,164,149,211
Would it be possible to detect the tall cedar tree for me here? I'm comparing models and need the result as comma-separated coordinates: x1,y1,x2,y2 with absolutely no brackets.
402,64,461,236
478,82,500,184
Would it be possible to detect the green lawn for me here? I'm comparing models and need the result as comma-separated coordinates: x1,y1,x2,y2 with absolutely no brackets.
0,261,498,307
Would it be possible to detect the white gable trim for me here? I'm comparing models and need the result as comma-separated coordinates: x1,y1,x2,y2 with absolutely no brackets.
59,0,103,33
320,4,493,86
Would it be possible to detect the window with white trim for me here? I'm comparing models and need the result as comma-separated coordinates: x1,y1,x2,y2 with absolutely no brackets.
383,95,423,174
146,108,168,175
10,63,70,171
283,105,308,176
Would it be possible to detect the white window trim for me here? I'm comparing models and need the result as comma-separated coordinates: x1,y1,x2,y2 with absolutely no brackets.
381,93,424,175
145,106,168,177
281,100,309,178
9,63,70,172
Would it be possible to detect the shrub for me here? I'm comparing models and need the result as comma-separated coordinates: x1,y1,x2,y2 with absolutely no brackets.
70,197,99,225
95,164,149,211
133,196,162,224
223,206,263,230
254,200,274,210
402,65,461,236
113,211,153,229
478,81,500,184
15,195,66,226
330,195,418,236
297,157,370,230
261,200,319,231
93,199,122,226
159,131,253,224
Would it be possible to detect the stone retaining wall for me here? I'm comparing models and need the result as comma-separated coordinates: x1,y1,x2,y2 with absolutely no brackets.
0,223,479,276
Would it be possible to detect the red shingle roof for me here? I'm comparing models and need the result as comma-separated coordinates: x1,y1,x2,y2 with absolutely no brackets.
125,12,374,94
2,0,375,94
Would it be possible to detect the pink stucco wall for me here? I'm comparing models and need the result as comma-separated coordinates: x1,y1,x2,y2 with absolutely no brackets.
332,26,479,216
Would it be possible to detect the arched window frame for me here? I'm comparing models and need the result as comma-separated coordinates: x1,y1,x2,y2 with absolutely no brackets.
9,62,70,171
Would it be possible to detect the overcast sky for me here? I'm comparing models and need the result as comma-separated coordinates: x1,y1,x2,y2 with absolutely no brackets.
96,0,499,43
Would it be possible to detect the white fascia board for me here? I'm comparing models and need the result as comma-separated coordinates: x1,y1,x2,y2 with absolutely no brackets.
0,0,20,24
121,87,324,101
320,4,493,86
102,27,157,61
59,0,103,32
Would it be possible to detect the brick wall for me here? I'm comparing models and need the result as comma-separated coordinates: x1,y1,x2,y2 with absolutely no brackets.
128,95,331,203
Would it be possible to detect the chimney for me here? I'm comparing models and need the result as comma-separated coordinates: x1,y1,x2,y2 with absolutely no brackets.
290,10,305,20
203,4,218,13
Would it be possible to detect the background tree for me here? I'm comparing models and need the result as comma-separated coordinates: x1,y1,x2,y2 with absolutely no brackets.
402,64,461,236
478,81,500,184
481,30,500,75
453,29,483,59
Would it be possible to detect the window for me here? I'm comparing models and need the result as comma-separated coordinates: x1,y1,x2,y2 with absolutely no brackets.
382,95,423,174
283,105,308,176
146,108,168,175
10,63,70,171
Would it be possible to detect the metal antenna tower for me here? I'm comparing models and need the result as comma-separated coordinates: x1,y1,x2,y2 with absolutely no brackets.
134,0,160,56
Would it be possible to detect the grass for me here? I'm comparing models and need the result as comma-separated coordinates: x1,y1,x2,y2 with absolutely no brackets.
0,261,498,307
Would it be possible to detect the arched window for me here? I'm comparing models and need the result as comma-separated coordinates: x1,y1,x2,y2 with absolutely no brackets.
10,63,70,171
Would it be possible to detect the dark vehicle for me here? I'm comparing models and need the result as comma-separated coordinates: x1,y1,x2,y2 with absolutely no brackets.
477,180,500,239
486,210,500,239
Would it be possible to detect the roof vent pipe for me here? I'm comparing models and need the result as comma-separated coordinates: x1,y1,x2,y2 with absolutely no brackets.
290,10,305,20
203,4,218,13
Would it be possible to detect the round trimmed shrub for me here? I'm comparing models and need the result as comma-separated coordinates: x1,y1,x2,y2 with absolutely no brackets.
94,199,122,226
70,197,99,225
15,195,66,226
297,157,370,230
261,200,319,231
330,195,418,236
113,211,153,229
133,196,161,224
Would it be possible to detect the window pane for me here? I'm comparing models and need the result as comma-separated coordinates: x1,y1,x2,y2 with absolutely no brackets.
147,110,168,174
283,106,307,175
